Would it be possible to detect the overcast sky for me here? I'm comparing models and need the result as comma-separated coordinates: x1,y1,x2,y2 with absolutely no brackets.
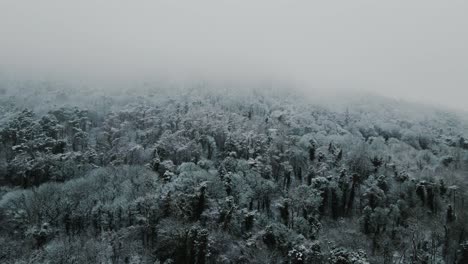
1,1,467,110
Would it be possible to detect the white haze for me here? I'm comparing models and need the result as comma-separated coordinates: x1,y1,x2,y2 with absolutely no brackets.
0,1,467,110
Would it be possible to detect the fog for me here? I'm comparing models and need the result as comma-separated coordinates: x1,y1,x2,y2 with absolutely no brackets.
1,1,467,110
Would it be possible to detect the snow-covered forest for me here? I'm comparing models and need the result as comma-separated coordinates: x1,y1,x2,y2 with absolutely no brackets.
0,82,467,264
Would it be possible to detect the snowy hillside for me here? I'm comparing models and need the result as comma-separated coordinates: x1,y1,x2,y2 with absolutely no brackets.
0,84,467,263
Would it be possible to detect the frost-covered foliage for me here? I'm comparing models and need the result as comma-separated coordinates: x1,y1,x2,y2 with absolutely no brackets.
0,83,467,263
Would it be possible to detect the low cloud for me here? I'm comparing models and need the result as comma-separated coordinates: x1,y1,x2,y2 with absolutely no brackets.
1,1,467,110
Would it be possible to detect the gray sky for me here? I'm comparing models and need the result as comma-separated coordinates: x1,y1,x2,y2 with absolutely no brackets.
1,1,467,110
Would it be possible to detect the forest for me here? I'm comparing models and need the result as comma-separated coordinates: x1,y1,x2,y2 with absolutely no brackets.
0,82,467,263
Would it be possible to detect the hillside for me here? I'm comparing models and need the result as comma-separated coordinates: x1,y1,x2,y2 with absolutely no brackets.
0,84,467,263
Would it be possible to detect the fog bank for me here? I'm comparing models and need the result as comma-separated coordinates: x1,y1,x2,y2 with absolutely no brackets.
1,1,467,110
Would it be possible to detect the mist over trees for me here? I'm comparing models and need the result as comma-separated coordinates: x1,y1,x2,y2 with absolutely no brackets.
0,82,467,263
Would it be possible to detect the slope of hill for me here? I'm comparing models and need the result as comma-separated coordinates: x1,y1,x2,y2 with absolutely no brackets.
0,83,467,263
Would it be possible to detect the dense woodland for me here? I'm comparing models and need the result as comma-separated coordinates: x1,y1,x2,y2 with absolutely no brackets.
0,82,467,263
